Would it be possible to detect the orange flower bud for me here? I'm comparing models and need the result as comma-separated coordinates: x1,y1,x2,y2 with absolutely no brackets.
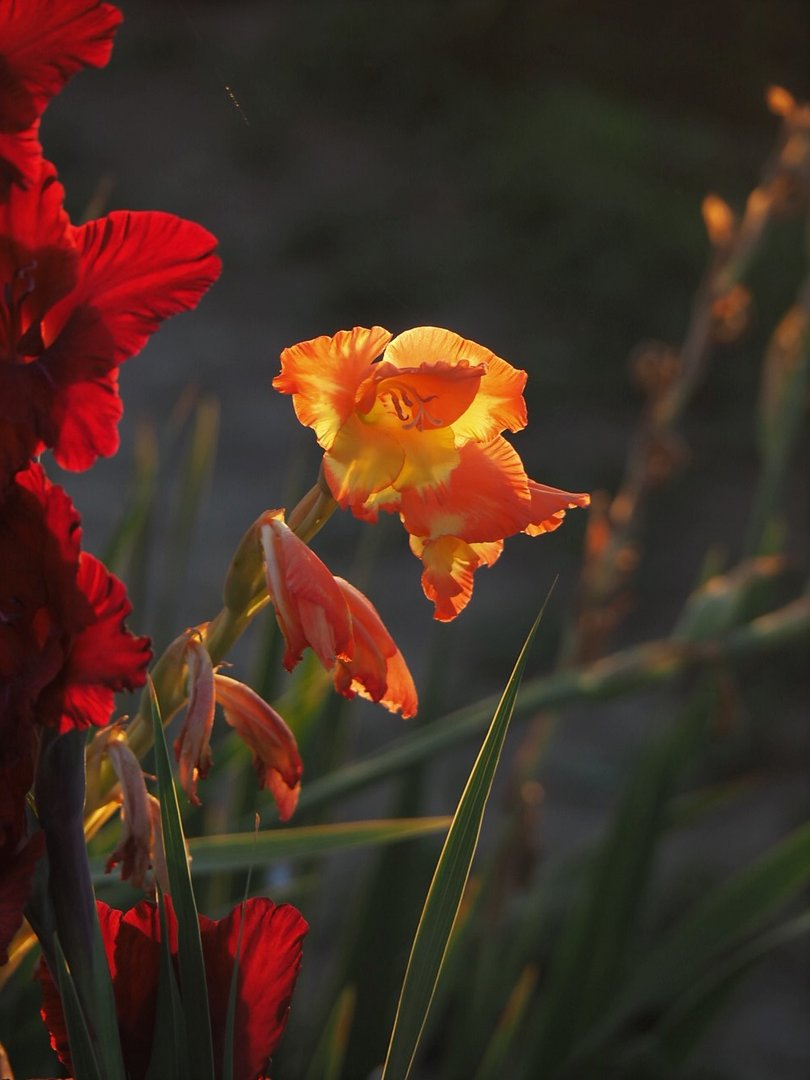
260,510,353,672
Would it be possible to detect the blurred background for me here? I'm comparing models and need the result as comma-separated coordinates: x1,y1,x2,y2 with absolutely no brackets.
8,1,810,1077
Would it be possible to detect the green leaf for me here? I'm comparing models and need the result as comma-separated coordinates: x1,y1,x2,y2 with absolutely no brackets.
562,820,810,1075
191,817,450,874
382,607,545,1079
295,598,810,818
523,684,710,1075
145,888,189,1080
52,934,102,1080
654,909,810,1065
304,985,357,1080
150,681,215,1080
473,965,538,1080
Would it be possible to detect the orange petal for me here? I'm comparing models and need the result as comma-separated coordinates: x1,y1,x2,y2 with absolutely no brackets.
261,511,353,672
399,437,531,543
356,359,485,431
409,534,503,622
322,413,405,507
214,674,302,822
523,481,590,536
333,578,418,718
273,326,391,451
384,327,527,443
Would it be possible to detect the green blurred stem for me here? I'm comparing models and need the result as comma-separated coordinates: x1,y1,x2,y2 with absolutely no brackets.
295,596,810,815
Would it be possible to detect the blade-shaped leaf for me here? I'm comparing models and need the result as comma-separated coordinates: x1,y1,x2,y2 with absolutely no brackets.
561,819,810,1075
52,934,102,1080
150,682,215,1080
145,888,189,1080
382,606,546,1079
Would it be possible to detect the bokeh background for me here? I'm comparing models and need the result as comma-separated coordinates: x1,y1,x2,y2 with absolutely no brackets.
11,1,810,1077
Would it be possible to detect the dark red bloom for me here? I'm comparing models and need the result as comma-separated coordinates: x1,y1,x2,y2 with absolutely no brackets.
0,154,221,487
0,756,44,964
0,463,150,752
39,896,308,1080
0,463,148,958
0,0,121,194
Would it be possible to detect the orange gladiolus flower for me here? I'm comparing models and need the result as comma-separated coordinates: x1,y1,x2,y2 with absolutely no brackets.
274,326,589,619
260,511,417,717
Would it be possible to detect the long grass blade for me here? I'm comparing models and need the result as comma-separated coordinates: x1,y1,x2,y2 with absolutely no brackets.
382,605,546,1079
149,682,215,1080
52,935,102,1080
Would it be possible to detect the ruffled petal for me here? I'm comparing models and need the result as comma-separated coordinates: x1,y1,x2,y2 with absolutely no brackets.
409,534,503,622
53,553,150,732
46,210,221,365
333,578,418,718
273,326,392,450
0,0,120,132
523,480,591,536
399,437,531,543
384,327,527,443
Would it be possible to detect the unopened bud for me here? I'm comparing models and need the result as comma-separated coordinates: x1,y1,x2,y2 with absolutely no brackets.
223,517,267,615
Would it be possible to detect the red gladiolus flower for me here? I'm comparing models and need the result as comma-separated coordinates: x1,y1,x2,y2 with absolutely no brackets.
261,510,417,717
0,463,151,746
39,896,308,1080
0,154,221,487
1,463,148,963
0,0,121,194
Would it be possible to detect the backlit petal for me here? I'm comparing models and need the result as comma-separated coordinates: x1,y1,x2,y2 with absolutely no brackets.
409,534,503,622
261,512,353,671
523,481,591,536
357,358,484,430
55,553,151,732
214,674,302,821
384,327,527,443
0,0,121,132
201,899,307,1078
274,326,391,450
322,413,405,506
399,437,531,543
47,211,221,364
333,578,418,718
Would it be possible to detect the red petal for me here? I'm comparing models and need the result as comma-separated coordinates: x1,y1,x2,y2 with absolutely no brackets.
53,553,150,732
0,0,121,132
201,899,308,1078
48,210,221,366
